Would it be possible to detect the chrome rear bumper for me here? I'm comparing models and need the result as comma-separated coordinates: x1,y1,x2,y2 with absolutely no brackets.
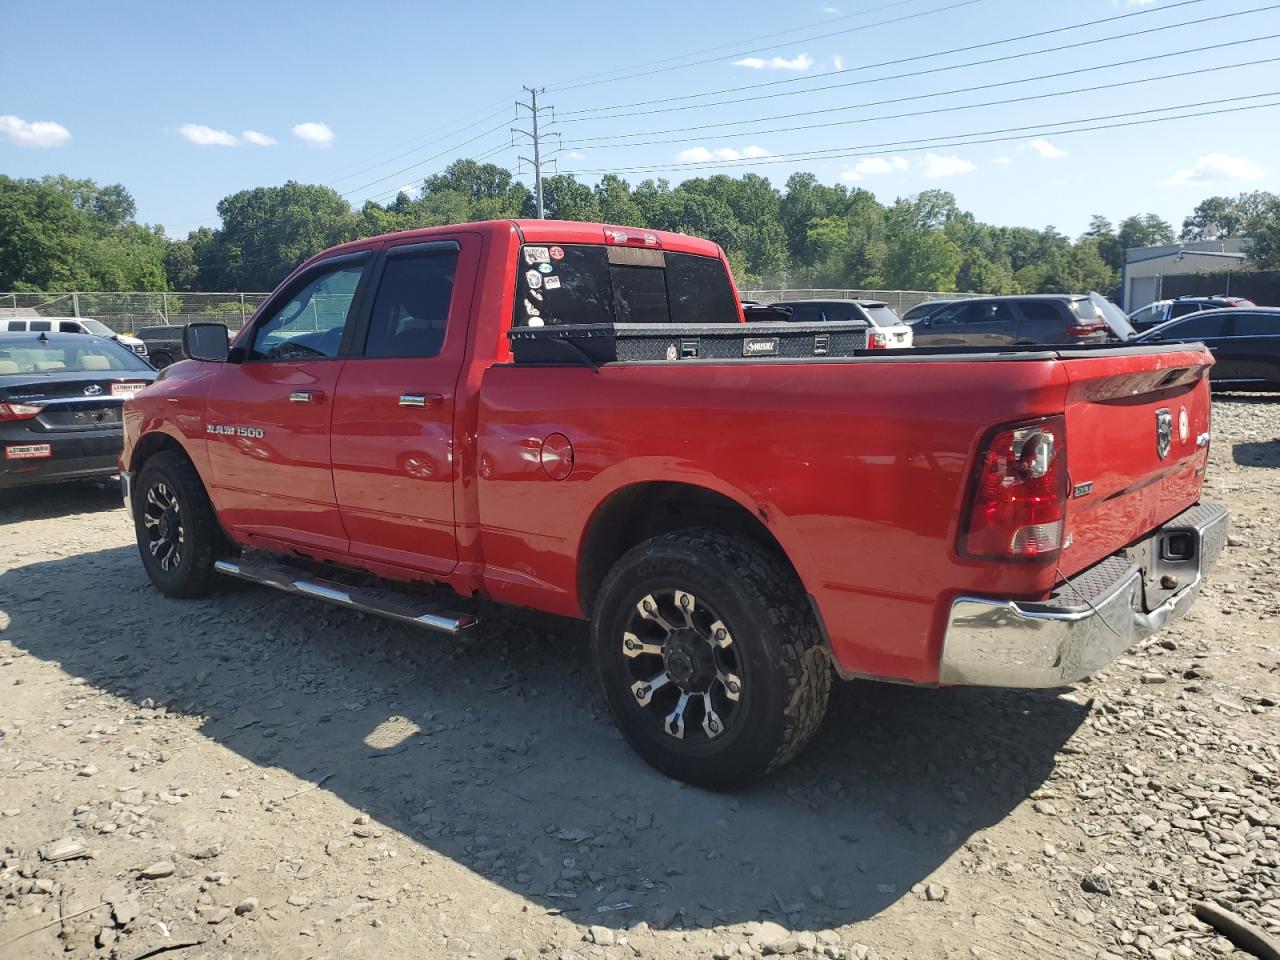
939,501,1228,688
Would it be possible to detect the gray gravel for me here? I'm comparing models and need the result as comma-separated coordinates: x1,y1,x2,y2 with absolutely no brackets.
1,395,1277,959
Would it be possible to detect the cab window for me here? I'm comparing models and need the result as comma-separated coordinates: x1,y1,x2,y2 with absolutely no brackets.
250,260,365,361
60,321,82,333
362,248,458,359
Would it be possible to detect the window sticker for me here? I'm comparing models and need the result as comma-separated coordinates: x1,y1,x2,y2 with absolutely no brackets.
525,269,543,289
543,275,562,291
549,245,565,261
524,246,551,265
538,263,554,274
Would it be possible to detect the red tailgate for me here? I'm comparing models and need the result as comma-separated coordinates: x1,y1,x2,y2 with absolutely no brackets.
1058,347,1214,578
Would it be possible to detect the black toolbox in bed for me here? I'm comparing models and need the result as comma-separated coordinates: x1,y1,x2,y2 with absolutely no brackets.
508,322,869,365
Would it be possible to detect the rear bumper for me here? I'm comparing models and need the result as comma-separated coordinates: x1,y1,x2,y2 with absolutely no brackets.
938,501,1228,687
0,430,124,491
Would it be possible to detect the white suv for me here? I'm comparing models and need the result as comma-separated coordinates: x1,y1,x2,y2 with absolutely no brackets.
0,317,148,357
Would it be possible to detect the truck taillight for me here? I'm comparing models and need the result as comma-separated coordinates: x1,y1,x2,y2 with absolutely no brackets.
603,228,660,247
865,331,889,350
0,402,42,422
962,416,1068,561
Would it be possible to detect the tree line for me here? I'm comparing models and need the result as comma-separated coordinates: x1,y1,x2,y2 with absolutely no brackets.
2,164,1278,295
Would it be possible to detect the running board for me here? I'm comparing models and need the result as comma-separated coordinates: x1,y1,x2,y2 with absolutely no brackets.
213,558,479,636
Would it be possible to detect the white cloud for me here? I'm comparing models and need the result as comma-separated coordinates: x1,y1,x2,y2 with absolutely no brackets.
993,155,1014,165
841,155,909,181
0,114,71,147
822,4,842,12
291,121,334,146
922,153,977,178
178,123,238,146
1129,0,1157,5
1025,138,1068,159
832,54,845,71
674,144,773,163
732,53,813,71
1161,152,1266,187
568,150,586,160
241,129,277,146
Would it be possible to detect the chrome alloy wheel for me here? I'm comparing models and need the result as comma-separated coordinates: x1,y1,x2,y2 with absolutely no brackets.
622,589,744,741
142,480,184,573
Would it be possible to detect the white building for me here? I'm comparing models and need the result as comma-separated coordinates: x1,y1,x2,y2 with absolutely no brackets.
1122,238,1249,311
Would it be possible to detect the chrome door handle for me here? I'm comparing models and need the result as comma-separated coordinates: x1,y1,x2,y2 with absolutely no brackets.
399,393,443,409
289,390,324,403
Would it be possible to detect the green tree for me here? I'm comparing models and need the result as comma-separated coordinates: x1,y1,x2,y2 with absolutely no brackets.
1117,213,1175,254
1243,193,1280,268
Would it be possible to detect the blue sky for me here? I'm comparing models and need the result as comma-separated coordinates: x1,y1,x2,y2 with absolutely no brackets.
3,0,1278,238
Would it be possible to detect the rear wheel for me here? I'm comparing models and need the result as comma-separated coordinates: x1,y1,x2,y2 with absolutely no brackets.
149,351,173,369
591,529,831,789
132,451,224,597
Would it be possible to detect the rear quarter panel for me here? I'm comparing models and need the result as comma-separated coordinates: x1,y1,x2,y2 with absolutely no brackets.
475,357,1074,684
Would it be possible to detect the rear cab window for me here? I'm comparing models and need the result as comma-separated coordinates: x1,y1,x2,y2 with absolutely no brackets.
512,243,738,327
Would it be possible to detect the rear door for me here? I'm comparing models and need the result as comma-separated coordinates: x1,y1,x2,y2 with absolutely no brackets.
1209,311,1280,387
204,251,372,554
329,238,478,574
914,301,1014,346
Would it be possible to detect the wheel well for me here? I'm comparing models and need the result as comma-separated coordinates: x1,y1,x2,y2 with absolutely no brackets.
578,482,796,616
129,432,190,475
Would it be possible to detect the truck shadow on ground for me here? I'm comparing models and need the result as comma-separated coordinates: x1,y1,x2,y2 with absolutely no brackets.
1,535,1089,934
0,479,123,526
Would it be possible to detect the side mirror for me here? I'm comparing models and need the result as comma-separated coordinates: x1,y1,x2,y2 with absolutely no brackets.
183,322,230,362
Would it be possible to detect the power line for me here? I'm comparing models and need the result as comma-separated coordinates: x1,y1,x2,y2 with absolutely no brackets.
356,140,517,206
560,35,1280,145
338,120,514,199
545,0,928,90
557,0,1220,118
549,0,988,93
560,54,1280,152
558,91,1280,176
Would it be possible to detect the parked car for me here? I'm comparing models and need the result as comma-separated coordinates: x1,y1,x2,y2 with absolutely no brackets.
741,303,793,322
0,332,157,490
907,294,1133,347
772,298,913,348
1132,307,1280,391
901,298,962,324
135,325,188,368
0,317,148,357
122,219,1224,788
1127,296,1256,334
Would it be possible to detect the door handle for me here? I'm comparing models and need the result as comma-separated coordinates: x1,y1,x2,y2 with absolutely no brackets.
399,393,444,409
289,390,325,403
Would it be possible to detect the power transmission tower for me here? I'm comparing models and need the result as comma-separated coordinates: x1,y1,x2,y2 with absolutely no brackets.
513,86,560,219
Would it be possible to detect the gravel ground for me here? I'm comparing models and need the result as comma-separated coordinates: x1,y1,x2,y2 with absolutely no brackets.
1,396,1277,960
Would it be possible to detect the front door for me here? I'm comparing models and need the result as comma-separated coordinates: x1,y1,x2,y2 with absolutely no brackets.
330,238,476,575
204,252,371,554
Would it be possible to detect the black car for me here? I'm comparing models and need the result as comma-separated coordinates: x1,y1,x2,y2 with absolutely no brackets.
1133,307,1280,391
901,298,962,323
0,332,157,490
135,324,188,369
906,294,1133,347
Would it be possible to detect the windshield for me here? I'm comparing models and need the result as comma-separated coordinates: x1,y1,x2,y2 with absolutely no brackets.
0,337,152,374
1088,292,1137,340
81,319,117,337
862,305,902,328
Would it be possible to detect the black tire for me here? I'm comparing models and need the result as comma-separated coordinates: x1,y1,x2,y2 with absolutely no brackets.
149,351,173,369
591,528,831,790
132,450,224,598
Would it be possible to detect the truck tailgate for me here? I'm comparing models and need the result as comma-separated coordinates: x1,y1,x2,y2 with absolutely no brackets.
1058,346,1214,578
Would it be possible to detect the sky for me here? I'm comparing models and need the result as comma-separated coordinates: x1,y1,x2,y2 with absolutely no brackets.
3,0,1279,239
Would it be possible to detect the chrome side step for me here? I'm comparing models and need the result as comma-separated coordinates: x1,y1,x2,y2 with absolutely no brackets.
213,558,478,636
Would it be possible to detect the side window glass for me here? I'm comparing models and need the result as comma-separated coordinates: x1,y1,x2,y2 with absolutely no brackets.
930,304,967,325
1017,301,1062,322
250,262,364,361
363,249,458,359
1169,315,1227,338
9,321,27,332
30,320,52,332
60,321,82,333
1232,313,1280,336
1170,302,1202,318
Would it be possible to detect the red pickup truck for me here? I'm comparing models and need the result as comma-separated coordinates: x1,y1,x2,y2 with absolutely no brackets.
121,219,1227,788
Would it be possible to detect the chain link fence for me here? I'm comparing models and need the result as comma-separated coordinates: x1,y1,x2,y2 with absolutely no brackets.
1,288,979,334
741,289,980,314
0,292,271,334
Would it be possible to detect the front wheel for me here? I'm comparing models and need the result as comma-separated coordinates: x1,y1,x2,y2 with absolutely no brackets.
592,529,831,789
132,450,224,598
